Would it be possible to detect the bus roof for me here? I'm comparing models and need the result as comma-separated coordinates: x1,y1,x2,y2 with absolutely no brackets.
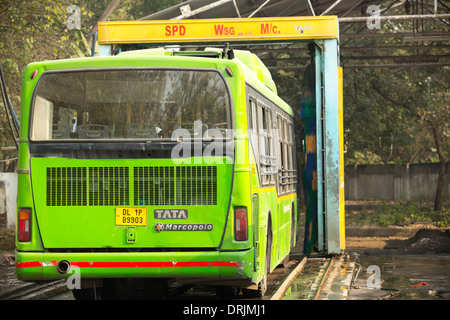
25,47,294,116
117,47,294,116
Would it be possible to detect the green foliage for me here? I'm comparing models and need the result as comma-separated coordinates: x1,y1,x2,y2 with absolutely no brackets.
346,201,450,227
343,63,450,166
0,0,91,150
341,3,449,167
0,0,185,158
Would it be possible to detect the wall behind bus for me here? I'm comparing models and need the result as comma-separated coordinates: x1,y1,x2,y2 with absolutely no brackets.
0,173,17,228
345,162,450,201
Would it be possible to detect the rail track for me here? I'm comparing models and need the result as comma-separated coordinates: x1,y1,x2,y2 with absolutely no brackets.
0,279,68,300
270,256,338,300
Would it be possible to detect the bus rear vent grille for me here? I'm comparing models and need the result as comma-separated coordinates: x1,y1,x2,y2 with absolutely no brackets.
134,166,217,206
88,167,129,206
176,166,217,206
46,166,217,206
134,166,175,206
47,167,129,206
47,167,88,206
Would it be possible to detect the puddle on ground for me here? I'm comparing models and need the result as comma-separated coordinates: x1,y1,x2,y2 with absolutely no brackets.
282,258,328,300
349,254,450,300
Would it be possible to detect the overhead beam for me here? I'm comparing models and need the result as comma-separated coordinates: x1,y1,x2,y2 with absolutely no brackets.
267,62,450,70
342,62,450,68
251,44,450,53
261,55,449,63
341,54,449,61
98,16,339,44
341,32,450,39
341,44,450,52
339,13,450,22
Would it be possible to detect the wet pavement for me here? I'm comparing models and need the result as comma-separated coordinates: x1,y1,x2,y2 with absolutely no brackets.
349,254,450,300
2,253,450,300
2,225,450,300
0,251,25,298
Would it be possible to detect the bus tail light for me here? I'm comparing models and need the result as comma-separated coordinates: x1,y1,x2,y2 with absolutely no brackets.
234,207,248,241
18,208,31,242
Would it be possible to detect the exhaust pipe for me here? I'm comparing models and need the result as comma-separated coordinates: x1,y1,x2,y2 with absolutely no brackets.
57,260,71,274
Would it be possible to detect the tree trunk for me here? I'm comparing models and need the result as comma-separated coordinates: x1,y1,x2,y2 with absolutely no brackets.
371,85,446,213
430,122,445,213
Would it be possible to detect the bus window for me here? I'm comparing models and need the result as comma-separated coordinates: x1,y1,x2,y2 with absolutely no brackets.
30,69,232,141
31,96,53,140
288,122,294,191
277,115,284,194
267,110,275,184
282,119,288,191
249,98,257,131
257,104,266,183
258,102,274,185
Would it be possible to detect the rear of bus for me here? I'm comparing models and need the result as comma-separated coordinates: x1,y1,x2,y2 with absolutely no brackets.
15,53,256,290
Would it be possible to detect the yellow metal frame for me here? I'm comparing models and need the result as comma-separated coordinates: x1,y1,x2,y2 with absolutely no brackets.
96,16,345,254
98,16,338,44
338,66,345,251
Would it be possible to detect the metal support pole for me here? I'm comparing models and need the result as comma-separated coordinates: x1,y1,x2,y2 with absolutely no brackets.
321,0,342,16
248,0,271,18
306,0,316,16
171,0,232,20
232,0,241,18
322,38,341,254
315,45,324,252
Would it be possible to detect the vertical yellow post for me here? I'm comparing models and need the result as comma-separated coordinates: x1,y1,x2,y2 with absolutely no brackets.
338,66,345,250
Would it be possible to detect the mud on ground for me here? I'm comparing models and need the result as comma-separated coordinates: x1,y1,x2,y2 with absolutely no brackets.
346,226,450,255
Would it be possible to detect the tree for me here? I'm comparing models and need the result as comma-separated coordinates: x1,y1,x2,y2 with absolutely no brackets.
0,0,95,153
0,0,185,157
340,2,449,212
371,68,449,212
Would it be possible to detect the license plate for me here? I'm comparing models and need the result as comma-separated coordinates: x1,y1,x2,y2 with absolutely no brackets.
115,207,147,226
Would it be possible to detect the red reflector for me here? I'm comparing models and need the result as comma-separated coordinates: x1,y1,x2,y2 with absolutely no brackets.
234,207,248,241
31,69,39,80
18,208,31,242
225,67,233,77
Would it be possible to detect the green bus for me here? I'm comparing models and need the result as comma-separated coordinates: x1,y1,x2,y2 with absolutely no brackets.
15,47,298,298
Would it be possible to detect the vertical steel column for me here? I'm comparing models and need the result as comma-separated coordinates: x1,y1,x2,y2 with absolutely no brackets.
322,38,342,254
314,44,325,252
99,44,112,56
338,66,346,251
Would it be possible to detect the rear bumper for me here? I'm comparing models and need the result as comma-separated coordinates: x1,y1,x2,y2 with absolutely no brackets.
15,249,254,283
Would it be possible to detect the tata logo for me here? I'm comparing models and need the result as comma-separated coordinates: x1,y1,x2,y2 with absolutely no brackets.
294,25,312,33
154,209,188,219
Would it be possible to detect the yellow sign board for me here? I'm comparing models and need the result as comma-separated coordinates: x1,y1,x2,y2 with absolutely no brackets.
98,16,338,44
